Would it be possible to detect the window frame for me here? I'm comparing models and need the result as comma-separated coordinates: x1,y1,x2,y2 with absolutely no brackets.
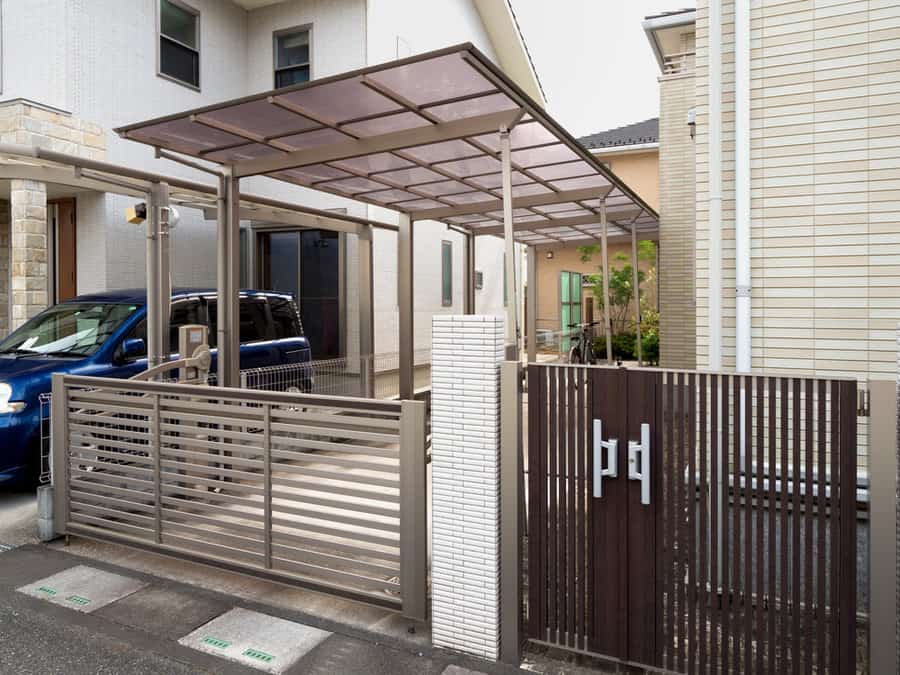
157,0,201,91
441,240,453,307
474,270,484,290
273,24,313,89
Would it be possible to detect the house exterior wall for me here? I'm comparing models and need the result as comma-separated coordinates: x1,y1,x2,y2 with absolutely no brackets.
692,0,900,380
658,72,696,369
600,149,660,212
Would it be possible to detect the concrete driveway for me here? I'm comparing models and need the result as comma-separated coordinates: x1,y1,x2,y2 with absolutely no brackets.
0,487,39,550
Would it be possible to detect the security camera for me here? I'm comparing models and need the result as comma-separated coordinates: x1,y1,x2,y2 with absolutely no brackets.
126,202,147,224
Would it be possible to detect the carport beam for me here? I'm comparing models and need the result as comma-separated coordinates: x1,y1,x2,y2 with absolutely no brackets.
600,201,613,365
398,213,414,401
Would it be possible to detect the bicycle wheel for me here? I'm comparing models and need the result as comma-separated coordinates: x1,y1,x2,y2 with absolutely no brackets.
568,344,582,364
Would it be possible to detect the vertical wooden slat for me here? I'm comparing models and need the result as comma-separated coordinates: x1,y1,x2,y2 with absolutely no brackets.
527,365,542,638
698,374,708,674
557,368,568,647
664,371,675,670
548,366,558,641
756,375,765,674
780,377,790,670
722,374,731,673
732,374,742,670
768,376,777,674
829,379,840,672
792,378,801,675
804,379,814,675
744,375,753,672
566,367,577,648
676,371,686,672
586,367,595,650
687,372,697,671
838,380,857,675
816,379,827,672
575,367,585,650
710,374,720,673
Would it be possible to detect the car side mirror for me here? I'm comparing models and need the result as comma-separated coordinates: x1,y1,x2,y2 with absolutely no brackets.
121,337,146,361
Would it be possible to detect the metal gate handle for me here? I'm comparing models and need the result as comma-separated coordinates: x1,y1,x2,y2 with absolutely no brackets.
628,423,651,505
592,419,618,498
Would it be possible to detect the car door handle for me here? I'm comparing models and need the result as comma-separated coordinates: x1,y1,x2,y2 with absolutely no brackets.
592,419,618,498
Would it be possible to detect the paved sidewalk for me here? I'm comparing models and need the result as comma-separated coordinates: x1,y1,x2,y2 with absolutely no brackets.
0,544,524,675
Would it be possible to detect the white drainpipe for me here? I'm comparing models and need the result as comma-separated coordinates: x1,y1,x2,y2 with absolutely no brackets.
735,0,751,373
708,0,723,371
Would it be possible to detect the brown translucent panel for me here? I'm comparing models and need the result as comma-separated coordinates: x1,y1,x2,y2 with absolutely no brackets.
332,152,413,174
402,139,482,164
485,207,534,219
437,154,501,177
530,160,594,181
549,175,611,192
468,171,529,189
470,121,558,152
511,183,552,198
273,78,401,123
367,53,495,106
392,198,444,211
535,202,582,214
340,111,432,137
467,220,502,229
129,118,246,152
447,213,490,224
374,165,446,186
322,176,391,194
511,143,582,168
413,179,471,197
547,208,593,219
539,226,578,234
442,191,490,205
513,214,551,223
280,164,353,183
202,100,319,138
205,143,284,163
424,92,518,122
277,127,354,150
360,188,421,204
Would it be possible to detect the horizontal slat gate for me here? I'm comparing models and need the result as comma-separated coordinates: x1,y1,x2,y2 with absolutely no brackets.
52,374,426,613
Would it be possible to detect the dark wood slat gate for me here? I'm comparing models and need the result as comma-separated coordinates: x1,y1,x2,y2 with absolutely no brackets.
525,364,858,674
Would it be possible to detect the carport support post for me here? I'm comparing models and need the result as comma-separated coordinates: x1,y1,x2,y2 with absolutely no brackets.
631,221,643,366
465,230,476,314
600,200,613,364
527,246,537,364
358,224,375,397
145,184,161,370
500,360,523,664
157,182,172,362
500,126,518,360
217,170,241,387
398,212,414,400
399,398,427,621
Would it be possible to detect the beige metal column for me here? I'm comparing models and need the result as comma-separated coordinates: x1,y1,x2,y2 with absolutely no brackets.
599,200,613,364
499,360,522,664
527,246,537,364
157,182,172,362
398,213,414,400
145,184,161,370
217,170,241,387
630,220,643,366
358,224,375,397
500,126,518,360
465,230,476,314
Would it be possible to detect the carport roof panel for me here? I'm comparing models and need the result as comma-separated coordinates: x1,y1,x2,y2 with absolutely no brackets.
116,43,657,240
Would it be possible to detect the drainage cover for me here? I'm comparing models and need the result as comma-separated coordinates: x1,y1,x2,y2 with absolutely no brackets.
179,607,331,674
18,565,147,613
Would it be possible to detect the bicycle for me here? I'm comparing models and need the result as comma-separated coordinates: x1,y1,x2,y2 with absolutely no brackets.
567,320,601,364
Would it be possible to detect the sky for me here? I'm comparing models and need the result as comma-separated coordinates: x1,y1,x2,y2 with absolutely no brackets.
510,0,693,137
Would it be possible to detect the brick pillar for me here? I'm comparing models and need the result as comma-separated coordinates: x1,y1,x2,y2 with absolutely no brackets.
0,200,10,337
431,314,504,660
10,180,48,330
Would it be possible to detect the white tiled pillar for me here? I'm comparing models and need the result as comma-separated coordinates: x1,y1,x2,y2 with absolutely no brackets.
430,314,504,660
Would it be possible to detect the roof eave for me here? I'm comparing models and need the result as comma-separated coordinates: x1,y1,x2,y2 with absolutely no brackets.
641,9,697,73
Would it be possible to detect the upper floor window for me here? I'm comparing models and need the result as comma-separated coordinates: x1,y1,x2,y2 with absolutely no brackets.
274,28,311,88
441,241,453,307
159,0,200,89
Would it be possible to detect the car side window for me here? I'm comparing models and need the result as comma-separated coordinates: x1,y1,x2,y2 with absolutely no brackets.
169,299,202,352
204,296,270,345
269,298,302,339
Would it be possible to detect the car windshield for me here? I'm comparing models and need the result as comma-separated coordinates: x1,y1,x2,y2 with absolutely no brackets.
0,303,138,357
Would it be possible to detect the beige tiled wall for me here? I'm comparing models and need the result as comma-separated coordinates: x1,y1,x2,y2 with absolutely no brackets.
693,0,900,381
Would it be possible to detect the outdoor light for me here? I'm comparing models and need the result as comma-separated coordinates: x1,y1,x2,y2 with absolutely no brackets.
545,251,554,260
164,205,181,229
687,108,697,139
125,202,147,224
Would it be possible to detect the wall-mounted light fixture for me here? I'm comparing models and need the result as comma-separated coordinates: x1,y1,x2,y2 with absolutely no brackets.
687,108,696,140
545,250,554,260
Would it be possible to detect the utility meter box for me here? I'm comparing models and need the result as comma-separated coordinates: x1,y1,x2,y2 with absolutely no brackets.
178,324,209,382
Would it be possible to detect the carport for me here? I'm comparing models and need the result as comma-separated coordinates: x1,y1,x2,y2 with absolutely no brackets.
114,42,658,395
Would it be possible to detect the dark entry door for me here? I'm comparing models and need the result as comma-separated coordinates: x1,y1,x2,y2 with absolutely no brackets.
52,198,77,302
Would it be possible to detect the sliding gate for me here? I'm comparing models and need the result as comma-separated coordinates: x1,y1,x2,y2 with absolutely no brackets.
526,364,858,673
51,373,427,619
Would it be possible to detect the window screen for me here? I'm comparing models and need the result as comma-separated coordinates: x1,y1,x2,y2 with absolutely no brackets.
275,29,310,88
160,0,199,88
441,241,453,307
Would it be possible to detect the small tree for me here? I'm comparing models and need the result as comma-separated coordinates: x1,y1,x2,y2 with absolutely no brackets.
578,241,656,336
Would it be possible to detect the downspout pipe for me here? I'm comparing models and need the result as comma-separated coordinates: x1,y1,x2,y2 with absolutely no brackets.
734,0,752,373
708,0,723,371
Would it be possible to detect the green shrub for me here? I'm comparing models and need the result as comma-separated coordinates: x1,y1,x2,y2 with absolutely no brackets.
592,331,660,365
642,332,660,365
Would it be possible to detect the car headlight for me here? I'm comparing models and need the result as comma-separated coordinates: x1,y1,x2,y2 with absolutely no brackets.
0,383,25,413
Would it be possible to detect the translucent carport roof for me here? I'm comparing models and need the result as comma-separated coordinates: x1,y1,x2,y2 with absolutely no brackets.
116,43,658,247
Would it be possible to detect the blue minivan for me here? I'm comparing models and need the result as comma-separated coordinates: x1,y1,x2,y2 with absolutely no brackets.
0,288,312,485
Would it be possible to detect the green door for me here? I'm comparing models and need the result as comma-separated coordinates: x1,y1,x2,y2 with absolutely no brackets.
560,271,582,353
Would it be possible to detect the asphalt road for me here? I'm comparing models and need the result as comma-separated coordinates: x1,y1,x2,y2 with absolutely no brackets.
0,487,38,550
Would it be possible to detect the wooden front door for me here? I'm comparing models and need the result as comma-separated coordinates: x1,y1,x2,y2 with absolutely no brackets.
52,199,77,302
